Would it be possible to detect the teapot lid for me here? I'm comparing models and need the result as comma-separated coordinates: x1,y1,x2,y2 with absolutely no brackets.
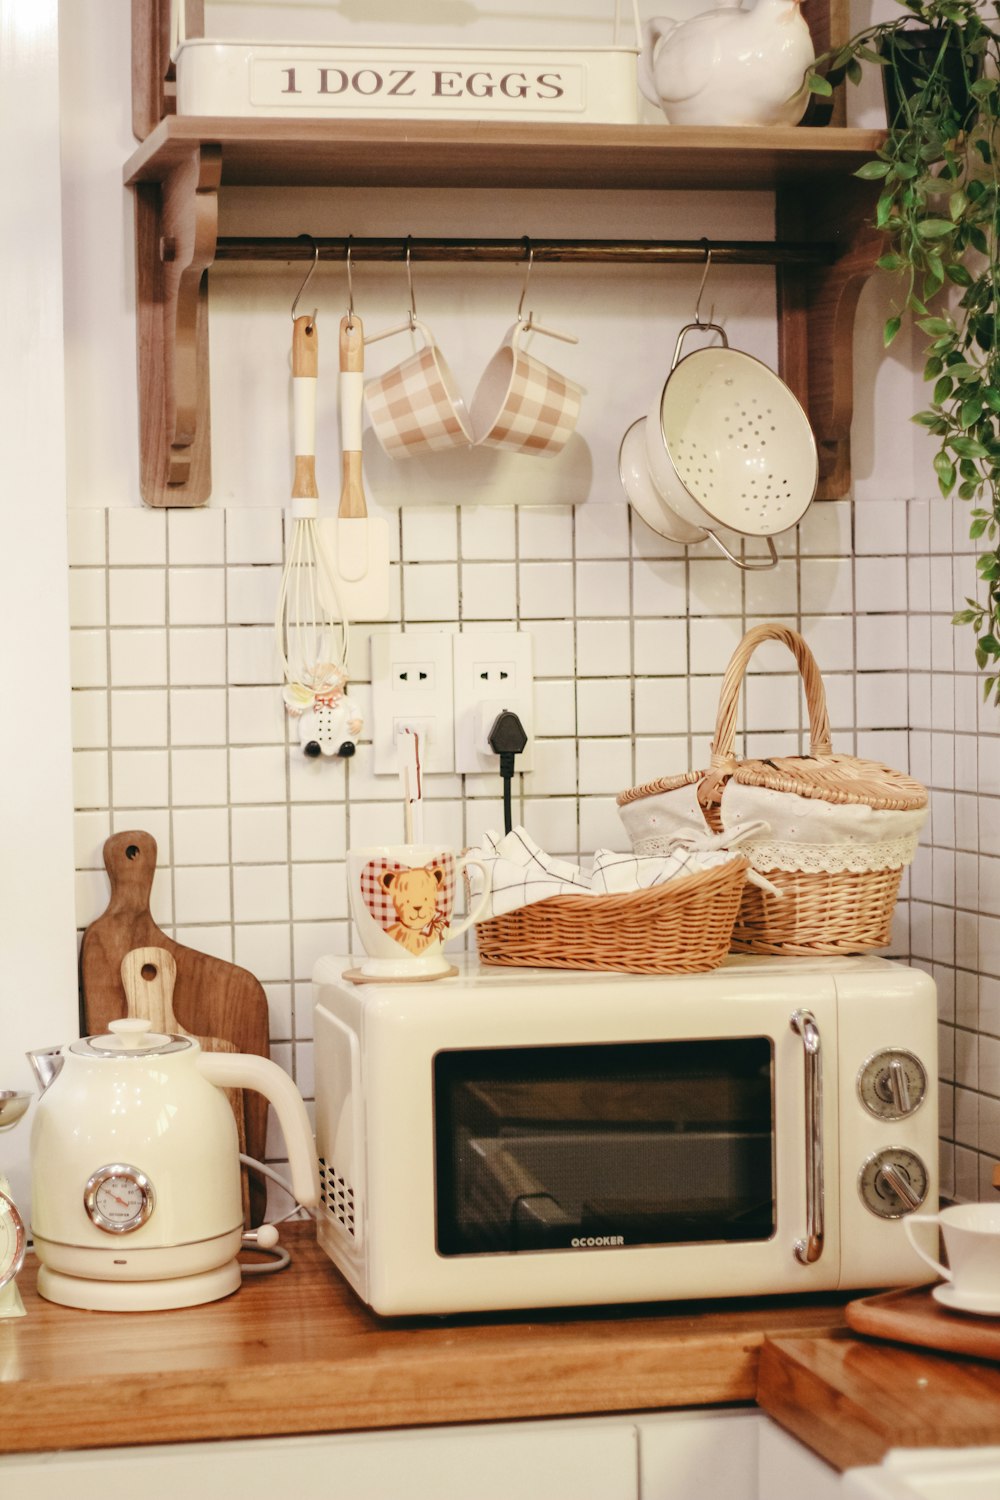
70,1017,193,1059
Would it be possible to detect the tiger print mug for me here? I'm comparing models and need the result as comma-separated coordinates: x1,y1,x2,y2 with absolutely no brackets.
346,844,492,980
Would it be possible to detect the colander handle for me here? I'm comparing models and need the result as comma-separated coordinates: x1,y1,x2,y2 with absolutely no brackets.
704,531,779,572
697,624,834,824
670,319,728,371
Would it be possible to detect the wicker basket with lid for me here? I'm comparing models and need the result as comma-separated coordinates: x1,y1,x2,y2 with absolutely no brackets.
617,623,928,956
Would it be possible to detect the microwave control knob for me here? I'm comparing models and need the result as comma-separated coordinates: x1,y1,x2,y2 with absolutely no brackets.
857,1049,927,1120
858,1146,929,1219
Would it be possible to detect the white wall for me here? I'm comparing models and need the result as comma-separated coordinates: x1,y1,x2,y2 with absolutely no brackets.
0,0,78,1200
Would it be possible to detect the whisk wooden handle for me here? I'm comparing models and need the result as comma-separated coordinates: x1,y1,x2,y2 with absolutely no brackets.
292,314,318,503
292,314,318,379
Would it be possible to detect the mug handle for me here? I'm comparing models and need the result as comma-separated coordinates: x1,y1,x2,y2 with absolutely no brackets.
443,856,492,942
903,1213,950,1281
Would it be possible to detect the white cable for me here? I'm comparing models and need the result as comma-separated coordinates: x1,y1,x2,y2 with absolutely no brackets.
237,1153,316,1277
239,1152,316,1217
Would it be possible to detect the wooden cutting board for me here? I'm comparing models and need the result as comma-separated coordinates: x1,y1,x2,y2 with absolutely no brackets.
120,946,250,1224
847,1284,1000,1360
81,830,271,1224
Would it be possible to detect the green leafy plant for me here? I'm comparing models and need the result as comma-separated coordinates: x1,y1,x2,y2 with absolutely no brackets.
809,0,1000,702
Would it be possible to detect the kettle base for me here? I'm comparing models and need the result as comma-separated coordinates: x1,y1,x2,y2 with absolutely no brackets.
36,1259,242,1312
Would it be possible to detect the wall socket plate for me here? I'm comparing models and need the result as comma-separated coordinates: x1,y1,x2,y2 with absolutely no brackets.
453,631,534,775
370,632,455,774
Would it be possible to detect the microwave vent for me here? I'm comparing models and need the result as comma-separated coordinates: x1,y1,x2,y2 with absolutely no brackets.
319,1156,356,1239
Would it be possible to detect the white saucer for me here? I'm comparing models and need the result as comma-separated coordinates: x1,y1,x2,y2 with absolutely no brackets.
932,1282,1000,1317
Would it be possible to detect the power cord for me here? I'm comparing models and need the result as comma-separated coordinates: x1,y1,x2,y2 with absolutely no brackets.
487,709,528,834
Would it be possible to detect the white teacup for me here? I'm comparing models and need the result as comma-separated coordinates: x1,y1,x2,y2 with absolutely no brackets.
905,1202,1000,1304
347,844,491,980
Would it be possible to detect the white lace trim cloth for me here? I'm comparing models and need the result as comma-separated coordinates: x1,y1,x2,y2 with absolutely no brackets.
633,832,920,874
619,776,927,875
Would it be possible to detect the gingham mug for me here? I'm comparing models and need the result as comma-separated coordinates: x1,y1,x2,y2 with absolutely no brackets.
347,844,492,980
470,322,583,455
363,320,474,458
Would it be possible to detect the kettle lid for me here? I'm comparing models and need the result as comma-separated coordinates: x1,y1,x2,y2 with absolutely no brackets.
71,1017,193,1059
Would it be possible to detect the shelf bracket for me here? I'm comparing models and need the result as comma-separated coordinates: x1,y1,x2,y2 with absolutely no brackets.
134,143,220,506
776,178,882,500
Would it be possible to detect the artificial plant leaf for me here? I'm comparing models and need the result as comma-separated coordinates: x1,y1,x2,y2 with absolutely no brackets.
934,451,957,493
916,218,959,238
807,74,833,95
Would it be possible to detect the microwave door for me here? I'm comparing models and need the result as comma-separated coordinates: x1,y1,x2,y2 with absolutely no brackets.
434,1038,778,1257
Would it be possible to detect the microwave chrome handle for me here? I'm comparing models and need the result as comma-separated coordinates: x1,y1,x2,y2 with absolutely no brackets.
790,1009,824,1265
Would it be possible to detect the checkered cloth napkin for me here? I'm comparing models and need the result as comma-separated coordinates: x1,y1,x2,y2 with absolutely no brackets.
360,852,456,935
466,826,756,920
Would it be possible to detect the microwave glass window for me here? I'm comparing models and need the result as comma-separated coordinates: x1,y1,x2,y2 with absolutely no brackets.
433,1040,774,1256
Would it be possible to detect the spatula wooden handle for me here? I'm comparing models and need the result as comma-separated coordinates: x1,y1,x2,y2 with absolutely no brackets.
339,313,367,519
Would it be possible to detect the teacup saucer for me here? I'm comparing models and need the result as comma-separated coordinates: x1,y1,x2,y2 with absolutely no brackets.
932,1282,1000,1317
342,964,458,986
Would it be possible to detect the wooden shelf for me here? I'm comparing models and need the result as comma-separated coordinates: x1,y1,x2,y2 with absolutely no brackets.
126,13,884,506
124,115,884,193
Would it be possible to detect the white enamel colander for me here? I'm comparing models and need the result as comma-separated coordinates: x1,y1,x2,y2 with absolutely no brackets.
648,321,818,545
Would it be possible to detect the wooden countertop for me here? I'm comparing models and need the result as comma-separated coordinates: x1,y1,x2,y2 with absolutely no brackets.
6,1227,1000,1465
1,1223,851,1456
759,1333,1000,1472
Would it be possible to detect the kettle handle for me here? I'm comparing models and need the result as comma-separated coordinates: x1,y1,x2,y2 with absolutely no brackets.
197,1052,320,1209
637,16,679,107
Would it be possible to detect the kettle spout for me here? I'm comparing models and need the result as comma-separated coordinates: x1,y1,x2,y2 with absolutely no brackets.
27,1046,65,1095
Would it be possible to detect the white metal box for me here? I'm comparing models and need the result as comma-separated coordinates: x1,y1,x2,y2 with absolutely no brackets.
175,38,642,124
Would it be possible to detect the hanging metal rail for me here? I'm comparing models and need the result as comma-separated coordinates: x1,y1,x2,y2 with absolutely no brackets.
213,235,834,268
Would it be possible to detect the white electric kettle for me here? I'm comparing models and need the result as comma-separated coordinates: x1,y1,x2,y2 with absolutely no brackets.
27,1013,320,1312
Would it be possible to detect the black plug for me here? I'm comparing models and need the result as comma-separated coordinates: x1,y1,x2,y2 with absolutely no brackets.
487,710,528,835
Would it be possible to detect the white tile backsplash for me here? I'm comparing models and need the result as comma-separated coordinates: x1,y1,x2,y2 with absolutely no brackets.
170,567,226,626
69,498,1000,1199
108,508,166,566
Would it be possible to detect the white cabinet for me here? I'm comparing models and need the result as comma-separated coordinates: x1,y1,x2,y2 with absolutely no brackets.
636,1409,842,1500
0,1407,850,1499
0,1417,639,1500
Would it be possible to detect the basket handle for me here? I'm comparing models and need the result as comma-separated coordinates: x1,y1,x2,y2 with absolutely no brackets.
698,624,833,823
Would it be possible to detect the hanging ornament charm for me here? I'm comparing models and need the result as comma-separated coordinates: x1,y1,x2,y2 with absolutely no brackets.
284,663,363,760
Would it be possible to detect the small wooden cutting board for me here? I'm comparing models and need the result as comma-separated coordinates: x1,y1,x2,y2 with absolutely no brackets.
80,830,272,1224
120,946,251,1224
847,1283,1000,1361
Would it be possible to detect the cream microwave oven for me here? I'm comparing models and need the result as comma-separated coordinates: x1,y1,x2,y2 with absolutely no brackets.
312,954,938,1316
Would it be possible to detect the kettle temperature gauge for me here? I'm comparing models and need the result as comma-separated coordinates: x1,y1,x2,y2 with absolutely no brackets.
84,1164,155,1234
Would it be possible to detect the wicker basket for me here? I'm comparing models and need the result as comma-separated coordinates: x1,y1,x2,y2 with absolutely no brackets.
474,856,748,974
617,623,928,957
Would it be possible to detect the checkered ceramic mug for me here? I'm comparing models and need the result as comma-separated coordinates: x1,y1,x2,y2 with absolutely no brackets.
363,321,474,458
347,844,492,980
470,323,583,455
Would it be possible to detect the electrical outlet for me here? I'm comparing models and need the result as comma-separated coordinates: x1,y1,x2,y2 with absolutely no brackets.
370,632,455,774
453,632,534,775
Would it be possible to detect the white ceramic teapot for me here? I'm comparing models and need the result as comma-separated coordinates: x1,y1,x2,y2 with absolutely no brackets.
638,0,815,127
27,1018,320,1311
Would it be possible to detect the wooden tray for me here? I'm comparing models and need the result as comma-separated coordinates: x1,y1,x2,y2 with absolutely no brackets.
847,1284,1000,1361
